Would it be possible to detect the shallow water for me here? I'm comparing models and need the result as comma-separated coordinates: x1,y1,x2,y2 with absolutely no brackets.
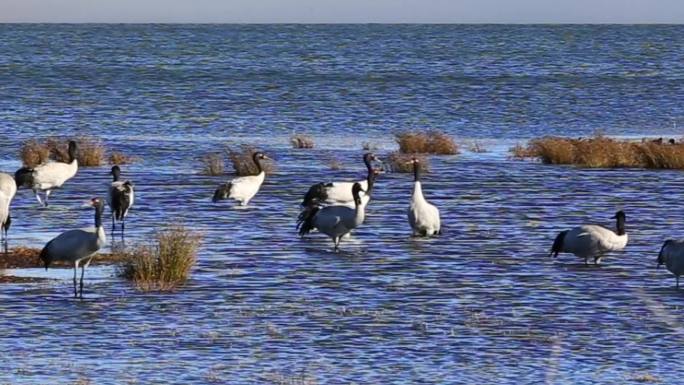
1,24,684,384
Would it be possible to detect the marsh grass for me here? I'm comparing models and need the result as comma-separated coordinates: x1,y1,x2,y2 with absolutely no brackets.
228,145,275,176
201,153,225,176
465,140,489,153
512,135,684,169
20,136,121,168
290,134,314,149
387,152,430,173
119,227,201,292
396,130,458,155
108,151,138,165
19,140,50,168
328,157,343,171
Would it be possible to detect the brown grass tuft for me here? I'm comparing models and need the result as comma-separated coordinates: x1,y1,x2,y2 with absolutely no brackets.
396,130,458,155
228,146,275,176
465,140,489,153
20,136,111,167
512,135,684,169
387,152,430,173
290,134,314,149
201,153,225,176
328,157,343,171
19,139,51,168
119,226,201,292
108,151,138,165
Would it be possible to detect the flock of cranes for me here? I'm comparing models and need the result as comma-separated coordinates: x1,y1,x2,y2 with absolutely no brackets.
1,139,684,298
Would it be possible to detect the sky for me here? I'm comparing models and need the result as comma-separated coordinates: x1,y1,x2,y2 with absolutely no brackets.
1,0,683,23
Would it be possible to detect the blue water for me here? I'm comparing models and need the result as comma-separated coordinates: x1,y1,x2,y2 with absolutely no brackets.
1,24,684,385
1,24,683,142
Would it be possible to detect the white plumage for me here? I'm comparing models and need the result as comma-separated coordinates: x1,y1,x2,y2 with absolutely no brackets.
407,158,441,237
0,172,17,253
213,152,269,206
106,166,135,238
658,239,684,289
15,140,79,207
301,153,380,207
39,197,106,298
297,183,367,251
549,211,628,265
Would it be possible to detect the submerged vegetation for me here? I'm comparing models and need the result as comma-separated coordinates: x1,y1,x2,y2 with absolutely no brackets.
119,227,201,292
290,134,314,149
396,130,458,155
511,135,684,169
20,136,133,168
228,145,275,176
387,152,430,173
108,151,138,165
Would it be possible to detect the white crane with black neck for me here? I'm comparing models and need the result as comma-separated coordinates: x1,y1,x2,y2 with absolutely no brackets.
0,172,17,254
301,153,381,207
407,157,441,237
297,182,367,251
212,152,269,206
15,140,79,207
549,211,628,265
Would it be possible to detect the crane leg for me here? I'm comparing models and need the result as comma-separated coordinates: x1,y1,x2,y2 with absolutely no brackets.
44,190,51,207
73,260,79,298
34,190,44,206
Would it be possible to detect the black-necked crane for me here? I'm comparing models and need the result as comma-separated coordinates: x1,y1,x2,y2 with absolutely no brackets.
106,166,135,239
212,152,269,206
657,240,684,289
39,197,106,298
297,182,367,251
15,140,79,207
549,211,628,265
301,153,381,207
0,172,17,254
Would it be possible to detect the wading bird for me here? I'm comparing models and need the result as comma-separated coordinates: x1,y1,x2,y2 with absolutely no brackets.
297,183,366,251
0,172,17,254
106,166,134,239
549,211,628,265
15,140,79,207
657,239,684,289
212,152,269,206
39,197,106,298
407,157,441,237
301,153,381,207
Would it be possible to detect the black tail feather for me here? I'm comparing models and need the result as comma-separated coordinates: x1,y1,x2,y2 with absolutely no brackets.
297,205,320,237
14,167,34,189
550,230,568,258
302,183,329,207
39,241,52,270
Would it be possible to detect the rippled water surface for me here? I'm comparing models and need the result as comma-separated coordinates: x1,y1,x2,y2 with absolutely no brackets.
1,24,684,384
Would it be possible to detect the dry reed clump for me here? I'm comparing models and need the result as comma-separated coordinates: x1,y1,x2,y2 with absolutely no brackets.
19,139,51,168
108,151,138,165
201,153,225,176
387,152,430,173
20,136,116,168
396,130,459,155
362,142,379,151
511,135,684,169
328,157,343,170
228,145,275,176
119,227,201,292
465,140,489,153
290,134,314,149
